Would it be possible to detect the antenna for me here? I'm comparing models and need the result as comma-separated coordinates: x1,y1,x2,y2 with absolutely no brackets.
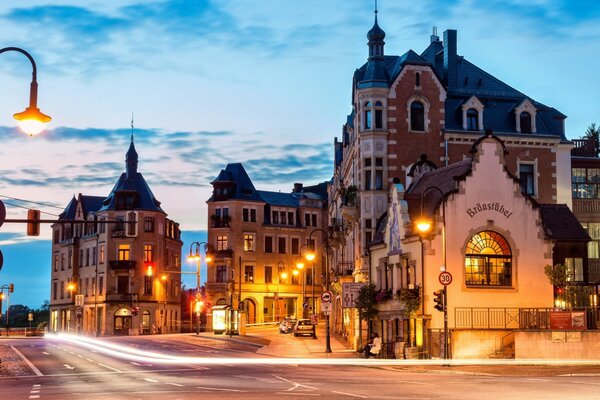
130,111,134,142
375,0,378,14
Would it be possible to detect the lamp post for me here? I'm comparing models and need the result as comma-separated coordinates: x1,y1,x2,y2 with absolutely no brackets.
415,185,448,360
295,256,307,318
187,241,212,335
67,280,78,333
0,284,14,329
0,47,52,136
306,228,332,353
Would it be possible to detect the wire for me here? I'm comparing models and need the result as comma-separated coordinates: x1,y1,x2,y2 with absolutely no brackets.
1,200,61,217
0,194,65,210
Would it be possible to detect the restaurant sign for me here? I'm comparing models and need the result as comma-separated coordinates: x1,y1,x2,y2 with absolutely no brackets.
466,202,513,219
549,311,586,330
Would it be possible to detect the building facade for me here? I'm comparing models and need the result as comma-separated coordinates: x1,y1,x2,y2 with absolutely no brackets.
50,138,183,336
205,163,329,325
328,13,573,348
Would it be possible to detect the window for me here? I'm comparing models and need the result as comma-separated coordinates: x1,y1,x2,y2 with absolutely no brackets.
250,209,256,223
144,217,155,232
61,254,65,270
92,247,97,265
244,265,254,282
79,249,83,267
265,266,273,283
91,277,96,296
243,208,249,222
467,108,479,131
288,212,294,226
144,244,153,263
278,237,286,254
60,281,64,299
292,271,299,285
53,254,58,271
144,275,152,295
85,278,89,296
86,248,90,266
216,265,227,283
100,245,105,264
582,222,600,259
280,211,287,225
99,217,106,234
53,230,59,244
291,238,299,255
272,211,279,224
217,235,228,251
68,250,72,269
364,170,372,190
307,268,313,285
465,231,512,287
519,164,535,196
565,258,584,282
265,236,273,253
374,101,383,129
410,101,425,131
312,214,317,227
520,112,532,133
53,281,57,300
99,276,104,295
278,265,286,283
244,234,255,252
572,168,600,199
375,170,383,190
304,213,310,227
118,244,131,261
364,101,372,129
415,72,421,87
116,193,135,210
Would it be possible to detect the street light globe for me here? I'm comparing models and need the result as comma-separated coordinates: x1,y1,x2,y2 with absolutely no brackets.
67,283,76,292
292,269,299,276
416,219,432,233
14,106,51,136
296,261,305,269
305,252,316,262
280,272,288,280
205,254,213,263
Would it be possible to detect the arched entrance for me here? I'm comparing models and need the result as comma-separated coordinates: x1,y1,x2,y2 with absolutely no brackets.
243,298,257,324
114,308,132,335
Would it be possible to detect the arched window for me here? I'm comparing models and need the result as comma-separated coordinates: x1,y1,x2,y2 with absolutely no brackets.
520,112,532,133
374,101,383,129
465,231,512,287
364,102,372,130
410,101,425,131
466,108,479,131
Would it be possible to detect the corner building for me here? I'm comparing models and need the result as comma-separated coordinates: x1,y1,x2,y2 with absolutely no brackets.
206,163,328,324
49,138,183,336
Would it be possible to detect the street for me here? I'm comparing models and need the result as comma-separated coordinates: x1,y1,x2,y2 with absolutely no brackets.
2,326,600,399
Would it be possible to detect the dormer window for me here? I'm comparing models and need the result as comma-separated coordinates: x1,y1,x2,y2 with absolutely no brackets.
467,108,479,131
116,192,136,210
520,112,532,133
410,101,425,131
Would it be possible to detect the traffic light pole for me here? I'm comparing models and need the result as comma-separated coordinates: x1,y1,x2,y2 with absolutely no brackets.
443,286,448,361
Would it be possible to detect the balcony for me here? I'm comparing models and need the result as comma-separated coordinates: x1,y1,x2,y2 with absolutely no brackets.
572,138,599,158
572,199,600,217
109,260,136,270
335,262,354,276
215,249,233,259
106,293,136,302
205,282,229,292
112,228,126,238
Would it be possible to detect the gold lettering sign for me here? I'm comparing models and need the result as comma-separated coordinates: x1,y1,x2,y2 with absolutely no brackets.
466,202,513,219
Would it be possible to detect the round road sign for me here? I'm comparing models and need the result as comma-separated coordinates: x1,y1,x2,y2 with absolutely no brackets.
320,291,332,303
0,200,5,228
439,271,453,286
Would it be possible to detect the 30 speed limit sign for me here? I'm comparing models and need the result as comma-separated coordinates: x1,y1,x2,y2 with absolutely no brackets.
439,271,453,286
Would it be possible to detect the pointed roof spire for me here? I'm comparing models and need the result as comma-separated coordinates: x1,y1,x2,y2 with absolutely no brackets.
126,127,138,179
367,0,385,60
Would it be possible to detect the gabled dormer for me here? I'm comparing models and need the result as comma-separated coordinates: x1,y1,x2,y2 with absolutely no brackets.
514,99,537,134
461,95,484,132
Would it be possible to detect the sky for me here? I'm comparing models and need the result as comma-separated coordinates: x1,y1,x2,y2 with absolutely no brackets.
1,0,600,308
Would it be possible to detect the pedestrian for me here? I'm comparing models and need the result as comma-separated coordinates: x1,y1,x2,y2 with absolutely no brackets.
151,322,156,335
363,332,382,358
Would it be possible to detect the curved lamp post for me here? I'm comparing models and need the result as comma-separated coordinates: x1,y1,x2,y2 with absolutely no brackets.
306,228,332,353
415,185,448,360
0,47,51,136
187,241,212,335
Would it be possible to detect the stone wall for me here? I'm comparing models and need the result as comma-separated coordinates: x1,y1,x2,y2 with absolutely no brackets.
515,331,600,359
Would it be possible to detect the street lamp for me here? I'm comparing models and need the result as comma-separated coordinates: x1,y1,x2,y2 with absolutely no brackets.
187,241,212,334
0,47,51,136
306,228,332,353
295,256,307,318
415,185,448,360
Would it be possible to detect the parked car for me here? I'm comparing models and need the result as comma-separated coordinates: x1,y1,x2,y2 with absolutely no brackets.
293,319,315,337
278,317,297,334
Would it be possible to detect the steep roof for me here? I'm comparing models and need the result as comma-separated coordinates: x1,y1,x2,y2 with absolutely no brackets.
538,204,590,241
98,171,164,212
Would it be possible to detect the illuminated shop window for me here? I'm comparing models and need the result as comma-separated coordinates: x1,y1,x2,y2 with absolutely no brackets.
465,231,512,287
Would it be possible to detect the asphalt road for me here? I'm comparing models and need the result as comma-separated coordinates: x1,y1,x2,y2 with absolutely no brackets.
2,331,600,399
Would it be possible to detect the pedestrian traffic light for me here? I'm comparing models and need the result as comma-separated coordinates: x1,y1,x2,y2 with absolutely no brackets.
9,283,14,293
27,209,41,236
433,289,445,312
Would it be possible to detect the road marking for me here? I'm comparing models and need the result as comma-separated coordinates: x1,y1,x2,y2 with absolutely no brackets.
30,390,40,393
130,362,141,366
11,345,43,376
42,352,50,355
273,374,319,391
144,378,159,383
28,396,40,399
275,393,320,397
64,364,75,370
165,382,184,387
196,386,245,392
86,358,94,362
77,354,84,358
97,363,121,373
331,391,368,398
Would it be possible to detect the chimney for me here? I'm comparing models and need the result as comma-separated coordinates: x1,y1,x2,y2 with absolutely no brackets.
293,183,303,193
443,29,457,89
430,26,439,43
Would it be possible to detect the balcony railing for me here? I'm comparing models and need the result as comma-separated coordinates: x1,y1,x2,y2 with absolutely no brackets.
334,262,354,276
105,293,136,302
572,138,599,157
211,215,231,228
215,249,233,258
572,199,600,214
109,260,136,270
205,282,229,292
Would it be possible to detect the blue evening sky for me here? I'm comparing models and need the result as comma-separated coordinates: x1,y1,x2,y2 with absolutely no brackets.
0,0,599,308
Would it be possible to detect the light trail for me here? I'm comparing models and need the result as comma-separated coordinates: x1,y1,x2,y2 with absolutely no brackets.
47,333,600,367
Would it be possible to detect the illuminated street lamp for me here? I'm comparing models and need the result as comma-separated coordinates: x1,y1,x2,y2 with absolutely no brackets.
306,229,332,353
415,185,448,360
0,47,52,136
187,241,212,334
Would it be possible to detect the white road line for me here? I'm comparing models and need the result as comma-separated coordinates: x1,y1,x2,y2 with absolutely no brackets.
331,391,368,398
165,382,184,387
144,378,159,383
97,363,121,373
28,396,40,399
30,390,40,394
64,364,75,370
86,358,94,362
77,354,84,358
11,345,43,376
130,362,141,366
42,352,50,355
196,386,245,392
32,385,41,388
275,393,320,397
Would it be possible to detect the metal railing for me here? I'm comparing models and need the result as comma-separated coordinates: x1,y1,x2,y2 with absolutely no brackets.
456,307,600,330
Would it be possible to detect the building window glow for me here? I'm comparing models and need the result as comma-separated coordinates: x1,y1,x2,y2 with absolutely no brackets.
465,231,512,287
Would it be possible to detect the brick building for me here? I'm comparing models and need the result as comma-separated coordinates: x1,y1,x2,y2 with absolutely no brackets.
49,137,183,336
205,163,328,324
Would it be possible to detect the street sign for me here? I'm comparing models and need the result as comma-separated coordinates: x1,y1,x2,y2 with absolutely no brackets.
439,271,453,286
321,300,332,313
0,200,5,228
320,290,332,303
195,292,202,300
342,283,364,308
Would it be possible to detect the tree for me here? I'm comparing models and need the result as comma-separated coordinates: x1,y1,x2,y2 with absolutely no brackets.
355,283,378,339
583,123,600,157
544,263,570,309
398,286,421,346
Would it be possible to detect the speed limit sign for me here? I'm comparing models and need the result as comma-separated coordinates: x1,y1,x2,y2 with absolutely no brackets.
439,271,453,286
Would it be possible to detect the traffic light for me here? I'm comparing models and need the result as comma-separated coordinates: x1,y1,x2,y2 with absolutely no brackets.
433,289,445,312
27,209,41,236
9,283,14,293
